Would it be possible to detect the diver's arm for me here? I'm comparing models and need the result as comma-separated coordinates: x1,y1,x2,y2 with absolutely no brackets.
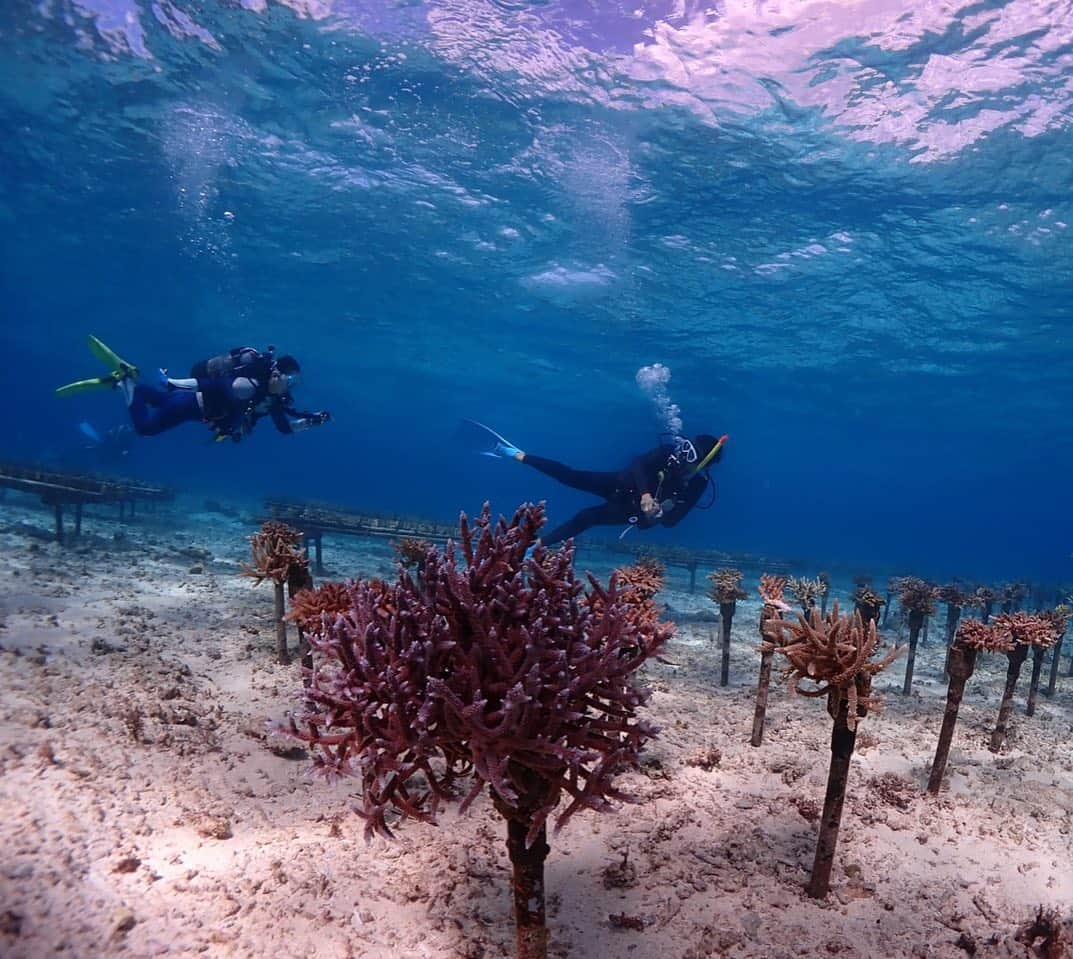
166,376,199,391
625,447,665,499
271,403,331,435
660,476,708,527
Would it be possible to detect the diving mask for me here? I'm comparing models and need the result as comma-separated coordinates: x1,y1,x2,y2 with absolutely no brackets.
667,437,698,467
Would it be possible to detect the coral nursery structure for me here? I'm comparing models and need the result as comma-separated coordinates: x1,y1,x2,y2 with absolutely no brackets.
1029,607,1069,714
818,571,831,616
708,567,747,687
976,586,997,624
853,585,886,630
988,613,1060,752
242,520,310,664
897,578,937,695
752,574,790,747
609,558,666,635
393,535,432,583
927,619,1012,795
762,603,902,898
937,584,971,647
1045,602,1071,696
999,582,1028,614
786,575,826,616
286,503,670,959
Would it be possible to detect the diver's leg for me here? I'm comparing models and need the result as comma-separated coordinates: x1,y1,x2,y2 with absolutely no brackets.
128,386,201,437
522,455,619,499
541,503,631,547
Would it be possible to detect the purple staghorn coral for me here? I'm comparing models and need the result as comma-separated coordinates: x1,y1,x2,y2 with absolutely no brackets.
285,502,670,958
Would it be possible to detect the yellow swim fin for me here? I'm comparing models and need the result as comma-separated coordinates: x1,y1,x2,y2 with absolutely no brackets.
87,334,138,380
55,374,122,397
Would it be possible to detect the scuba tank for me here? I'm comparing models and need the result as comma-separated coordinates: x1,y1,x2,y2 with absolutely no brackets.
190,345,275,382
189,346,277,441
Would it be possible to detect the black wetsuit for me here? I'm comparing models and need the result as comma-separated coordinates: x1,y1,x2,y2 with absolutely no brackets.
525,443,711,546
130,377,318,441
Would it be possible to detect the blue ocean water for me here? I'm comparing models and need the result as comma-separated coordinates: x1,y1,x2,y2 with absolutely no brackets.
2,0,1071,583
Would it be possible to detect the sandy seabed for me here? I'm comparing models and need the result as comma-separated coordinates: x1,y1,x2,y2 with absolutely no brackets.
1,495,1071,959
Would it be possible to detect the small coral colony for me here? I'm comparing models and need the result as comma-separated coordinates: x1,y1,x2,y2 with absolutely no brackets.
240,507,1070,959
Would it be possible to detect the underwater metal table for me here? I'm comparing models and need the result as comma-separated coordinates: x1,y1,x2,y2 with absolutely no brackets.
0,462,174,544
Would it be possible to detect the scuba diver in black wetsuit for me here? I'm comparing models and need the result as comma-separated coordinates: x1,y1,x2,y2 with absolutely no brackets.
57,338,332,444
461,419,727,546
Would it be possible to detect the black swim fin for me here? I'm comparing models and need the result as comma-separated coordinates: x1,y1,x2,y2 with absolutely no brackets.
454,418,524,459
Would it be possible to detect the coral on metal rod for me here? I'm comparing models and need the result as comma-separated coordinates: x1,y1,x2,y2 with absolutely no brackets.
896,578,937,695
927,619,1011,795
1044,602,1071,696
852,584,886,631
787,575,826,616
988,612,1060,752
763,602,903,899
708,568,747,687
242,520,309,665
285,503,670,959
1028,607,1068,715
752,574,790,747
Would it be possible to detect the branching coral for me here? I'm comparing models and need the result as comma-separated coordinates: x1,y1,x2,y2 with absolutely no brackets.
632,553,665,582
895,578,937,695
285,502,669,959
992,612,1060,649
708,568,747,687
1041,605,1072,636
897,578,937,617
852,586,886,627
999,581,1029,612
752,575,790,747
999,610,1065,719
937,584,972,608
393,536,431,570
955,619,1013,653
614,561,664,603
763,602,902,729
286,581,355,634
758,574,790,613
987,612,1061,751
241,520,308,586
787,575,826,614
937,583,974,660
708,568,747,604
1014,905,1070,959
242,521,310,664
602,562,669,639
975,586,997,623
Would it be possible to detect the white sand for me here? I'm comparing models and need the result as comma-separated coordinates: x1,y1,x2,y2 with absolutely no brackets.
1,494,1070,958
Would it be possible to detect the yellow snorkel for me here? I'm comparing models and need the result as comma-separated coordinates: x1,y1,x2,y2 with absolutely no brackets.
693,434,728,473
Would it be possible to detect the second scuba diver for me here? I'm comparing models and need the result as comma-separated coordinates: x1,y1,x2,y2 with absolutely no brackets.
57,336,332,443
462,419,727,546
